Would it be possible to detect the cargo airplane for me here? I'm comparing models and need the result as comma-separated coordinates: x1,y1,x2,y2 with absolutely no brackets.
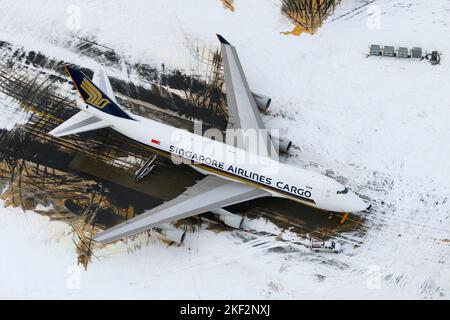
49,35,370,244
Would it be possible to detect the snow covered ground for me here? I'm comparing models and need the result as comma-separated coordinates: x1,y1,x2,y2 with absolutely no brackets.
1,0,449,299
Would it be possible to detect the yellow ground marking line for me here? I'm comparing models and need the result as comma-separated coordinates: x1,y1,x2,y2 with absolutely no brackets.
340,212,350,224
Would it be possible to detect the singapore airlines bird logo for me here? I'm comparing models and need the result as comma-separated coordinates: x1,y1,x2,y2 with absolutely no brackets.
80,79,111,108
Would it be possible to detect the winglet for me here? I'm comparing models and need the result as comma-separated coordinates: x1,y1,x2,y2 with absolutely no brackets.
217,34,230,45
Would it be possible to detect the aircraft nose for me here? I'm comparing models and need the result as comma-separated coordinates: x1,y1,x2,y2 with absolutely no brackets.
347,191,370,213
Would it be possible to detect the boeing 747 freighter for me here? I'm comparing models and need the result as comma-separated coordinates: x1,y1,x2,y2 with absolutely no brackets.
49,35,370,244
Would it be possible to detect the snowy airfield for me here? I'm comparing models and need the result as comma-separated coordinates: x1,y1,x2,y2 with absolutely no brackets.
0,0,449,299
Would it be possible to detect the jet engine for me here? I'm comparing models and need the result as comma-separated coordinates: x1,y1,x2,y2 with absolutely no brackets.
252,92,271,112
212,208,244,229
157,223,186,244
270,136,292,154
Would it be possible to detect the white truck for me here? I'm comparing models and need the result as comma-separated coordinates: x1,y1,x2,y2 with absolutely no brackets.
309,239,342,253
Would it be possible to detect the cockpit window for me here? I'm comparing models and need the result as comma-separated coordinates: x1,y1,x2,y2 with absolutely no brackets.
337,187,349,194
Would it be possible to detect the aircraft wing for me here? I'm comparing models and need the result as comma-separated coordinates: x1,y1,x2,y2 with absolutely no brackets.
218,35,278,159
93,175,270,244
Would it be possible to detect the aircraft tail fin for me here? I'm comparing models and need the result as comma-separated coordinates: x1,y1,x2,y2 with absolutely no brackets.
65,65,134,120
49,111,110,137
92,67,118,104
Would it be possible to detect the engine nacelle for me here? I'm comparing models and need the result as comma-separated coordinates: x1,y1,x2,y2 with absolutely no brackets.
157,223,186,244
271,136,292,154
252,92,271,112
212,208,244,229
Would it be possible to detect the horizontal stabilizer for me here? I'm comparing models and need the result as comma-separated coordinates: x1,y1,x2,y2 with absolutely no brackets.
49,111,110,137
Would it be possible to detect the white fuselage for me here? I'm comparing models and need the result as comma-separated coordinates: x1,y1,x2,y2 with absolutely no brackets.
84,105,368,213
